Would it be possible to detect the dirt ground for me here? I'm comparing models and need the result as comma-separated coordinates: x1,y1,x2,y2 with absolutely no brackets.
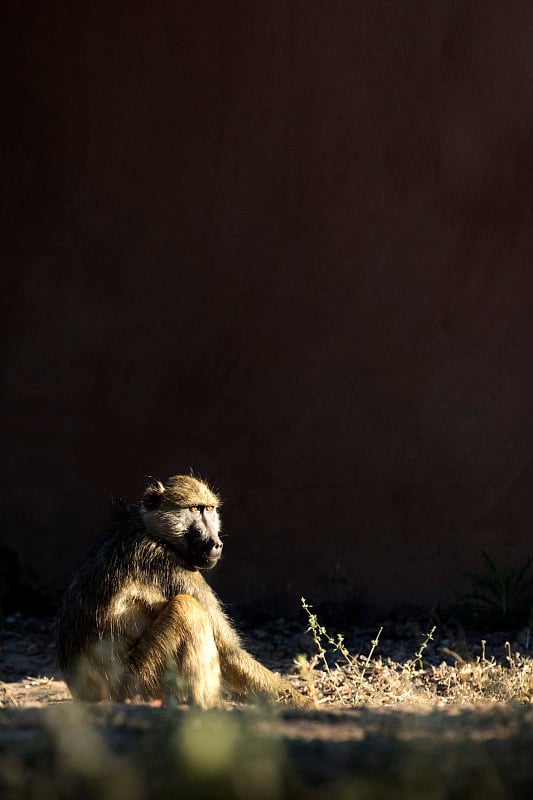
2,615,533,799
0,616,68,708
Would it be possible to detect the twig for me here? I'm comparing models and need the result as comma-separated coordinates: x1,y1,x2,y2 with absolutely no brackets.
0,680,19,706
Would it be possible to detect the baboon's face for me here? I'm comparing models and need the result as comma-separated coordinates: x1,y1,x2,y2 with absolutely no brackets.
140,475,223,569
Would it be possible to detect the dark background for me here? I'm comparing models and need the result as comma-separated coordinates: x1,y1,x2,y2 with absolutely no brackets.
3,1,533,614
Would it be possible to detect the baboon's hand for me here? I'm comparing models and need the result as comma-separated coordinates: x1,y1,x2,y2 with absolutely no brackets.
279,685,315,709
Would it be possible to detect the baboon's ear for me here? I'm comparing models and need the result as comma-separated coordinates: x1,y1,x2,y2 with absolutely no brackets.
142,480,165,510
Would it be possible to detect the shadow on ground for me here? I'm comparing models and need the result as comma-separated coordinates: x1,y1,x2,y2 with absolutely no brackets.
1,703,533,799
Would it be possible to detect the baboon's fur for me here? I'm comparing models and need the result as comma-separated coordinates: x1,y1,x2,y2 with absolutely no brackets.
55,475,311,708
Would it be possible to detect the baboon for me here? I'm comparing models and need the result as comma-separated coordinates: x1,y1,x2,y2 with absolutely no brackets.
55,475,312,708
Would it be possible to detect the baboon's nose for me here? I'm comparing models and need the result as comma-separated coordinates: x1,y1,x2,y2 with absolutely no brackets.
205,539,222,562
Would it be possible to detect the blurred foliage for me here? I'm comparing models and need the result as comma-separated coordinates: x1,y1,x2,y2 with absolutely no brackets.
2,703,533,800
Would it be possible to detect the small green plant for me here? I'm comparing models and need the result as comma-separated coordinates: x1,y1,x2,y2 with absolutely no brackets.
461,551,533,630
300,597,354,704
405,626,437,672
300,597,382,704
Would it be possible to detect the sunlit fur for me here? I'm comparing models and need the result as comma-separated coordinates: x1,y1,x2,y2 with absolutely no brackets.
55,475,312,708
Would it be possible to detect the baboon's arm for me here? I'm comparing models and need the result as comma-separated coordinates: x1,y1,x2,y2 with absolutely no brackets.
194,579,313,708
220,646,313,708
127,594,221,707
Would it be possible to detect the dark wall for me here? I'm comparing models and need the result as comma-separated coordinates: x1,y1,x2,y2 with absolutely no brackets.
3,2,533,612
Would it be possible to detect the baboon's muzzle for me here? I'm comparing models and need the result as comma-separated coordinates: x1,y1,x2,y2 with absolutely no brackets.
187,528,223,569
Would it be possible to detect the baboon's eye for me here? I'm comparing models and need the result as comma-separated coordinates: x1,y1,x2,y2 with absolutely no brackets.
189,505,198,513
205,505,214,512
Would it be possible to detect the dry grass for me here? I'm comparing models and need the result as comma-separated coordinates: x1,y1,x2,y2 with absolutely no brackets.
2,612,533,798
292,598,533,707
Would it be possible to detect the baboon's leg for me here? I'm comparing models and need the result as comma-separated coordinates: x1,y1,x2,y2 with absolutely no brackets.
127,594,221,708
220,649,312,708
66,648,121,702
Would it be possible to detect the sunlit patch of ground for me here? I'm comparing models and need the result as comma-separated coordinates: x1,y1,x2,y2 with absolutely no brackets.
1,616,533,798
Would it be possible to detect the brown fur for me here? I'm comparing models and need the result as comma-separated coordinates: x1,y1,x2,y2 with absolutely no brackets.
146,475,221,510
55,475,312,709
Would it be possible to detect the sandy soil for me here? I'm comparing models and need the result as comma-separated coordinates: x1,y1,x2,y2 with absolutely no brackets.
0,615,69,708
2,614,533,799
